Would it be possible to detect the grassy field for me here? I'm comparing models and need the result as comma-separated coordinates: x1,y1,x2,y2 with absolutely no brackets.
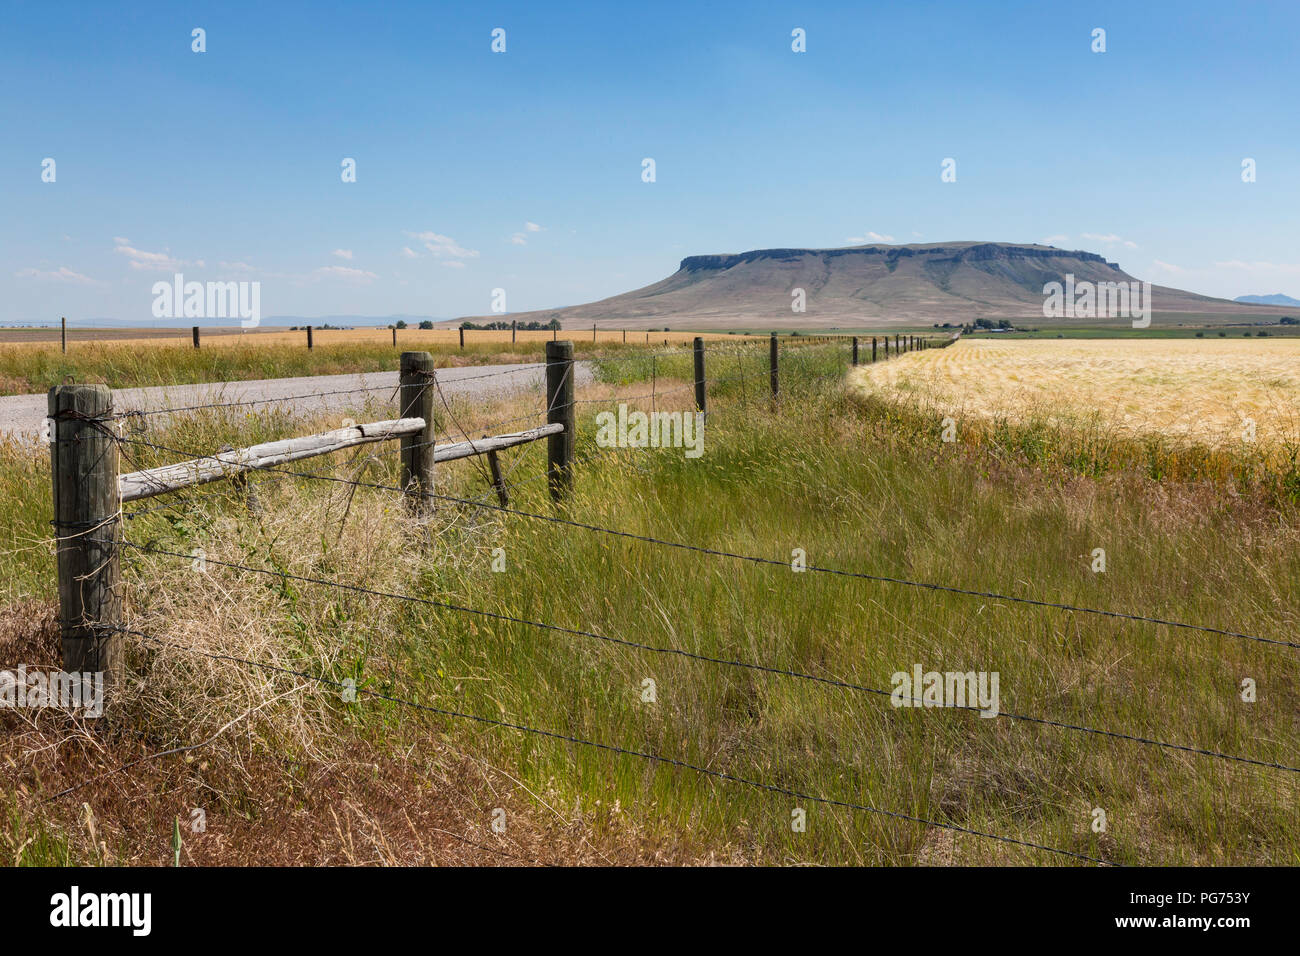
0,328,763,395
2,339,1297,865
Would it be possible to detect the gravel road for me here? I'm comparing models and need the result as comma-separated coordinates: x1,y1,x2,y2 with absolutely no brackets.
0,362,595,439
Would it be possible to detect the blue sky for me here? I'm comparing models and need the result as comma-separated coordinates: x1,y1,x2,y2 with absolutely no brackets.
3,0,1298,324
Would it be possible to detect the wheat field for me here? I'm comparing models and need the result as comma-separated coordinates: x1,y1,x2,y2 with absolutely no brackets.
852,338,1300,450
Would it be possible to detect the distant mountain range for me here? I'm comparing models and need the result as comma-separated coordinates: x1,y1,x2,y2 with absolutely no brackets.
476,242,1300,329
1234,293,1300,307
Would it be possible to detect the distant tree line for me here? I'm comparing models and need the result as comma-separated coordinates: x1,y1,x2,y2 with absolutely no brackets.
459,318,561,331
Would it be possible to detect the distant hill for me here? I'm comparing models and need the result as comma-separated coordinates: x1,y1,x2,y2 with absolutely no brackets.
481,242,1300,330
1234,293,1300,307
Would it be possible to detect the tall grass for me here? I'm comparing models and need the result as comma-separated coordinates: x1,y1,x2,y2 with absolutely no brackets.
2,341,1297,864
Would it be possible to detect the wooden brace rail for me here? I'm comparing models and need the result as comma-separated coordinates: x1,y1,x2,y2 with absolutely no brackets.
119,419,563,502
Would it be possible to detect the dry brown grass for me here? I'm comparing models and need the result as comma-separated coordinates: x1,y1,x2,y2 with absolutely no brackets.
0,595,736,866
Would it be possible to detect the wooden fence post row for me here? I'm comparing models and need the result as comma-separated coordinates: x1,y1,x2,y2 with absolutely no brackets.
49,384,123,688
399,351,437,514
693,337,707,415
769,332,779,397
546,340,576,501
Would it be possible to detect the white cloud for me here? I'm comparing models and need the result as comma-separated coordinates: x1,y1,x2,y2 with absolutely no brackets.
313,265,378,282
112,237,203,271
1151,260,1186,274
405,230,479,260
332,249,353,260
440,261,467,270
1081,232,1138,249
400,246,419,259
1041,234,1070,245
509,221,545,246
14,266,97,284
847,231,895,244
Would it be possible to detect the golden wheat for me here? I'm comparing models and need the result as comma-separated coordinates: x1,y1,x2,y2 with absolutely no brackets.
852,337,1300,450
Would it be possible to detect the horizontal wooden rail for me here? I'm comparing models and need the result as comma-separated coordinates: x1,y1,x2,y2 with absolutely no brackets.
118,419,567,503
120,418,426,502
434,423,562,464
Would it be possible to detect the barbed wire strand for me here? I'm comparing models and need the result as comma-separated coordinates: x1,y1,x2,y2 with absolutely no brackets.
108,624,1113,866
101,539,1300,776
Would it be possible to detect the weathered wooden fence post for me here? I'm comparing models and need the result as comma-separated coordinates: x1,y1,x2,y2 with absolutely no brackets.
192,326,200,349
872,336,878,362
592,323,597,343
693,337,706,415
486,448,509,508
546,340,576,501
512,320,517,343
49,383,123,689
307,325,314,350
459,327,465,349
391,327,397,347
61,316,67,353
769,333,779,398
622,330,627,343
852,336,859,366
399,351,436,513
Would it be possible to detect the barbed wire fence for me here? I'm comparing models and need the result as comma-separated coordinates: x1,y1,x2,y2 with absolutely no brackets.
37,329,1291,865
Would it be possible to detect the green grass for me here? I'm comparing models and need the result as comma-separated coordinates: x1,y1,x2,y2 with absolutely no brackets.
3,340,1297,865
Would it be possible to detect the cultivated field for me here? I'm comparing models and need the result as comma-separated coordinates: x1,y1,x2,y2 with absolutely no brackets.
853,337,1300,452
